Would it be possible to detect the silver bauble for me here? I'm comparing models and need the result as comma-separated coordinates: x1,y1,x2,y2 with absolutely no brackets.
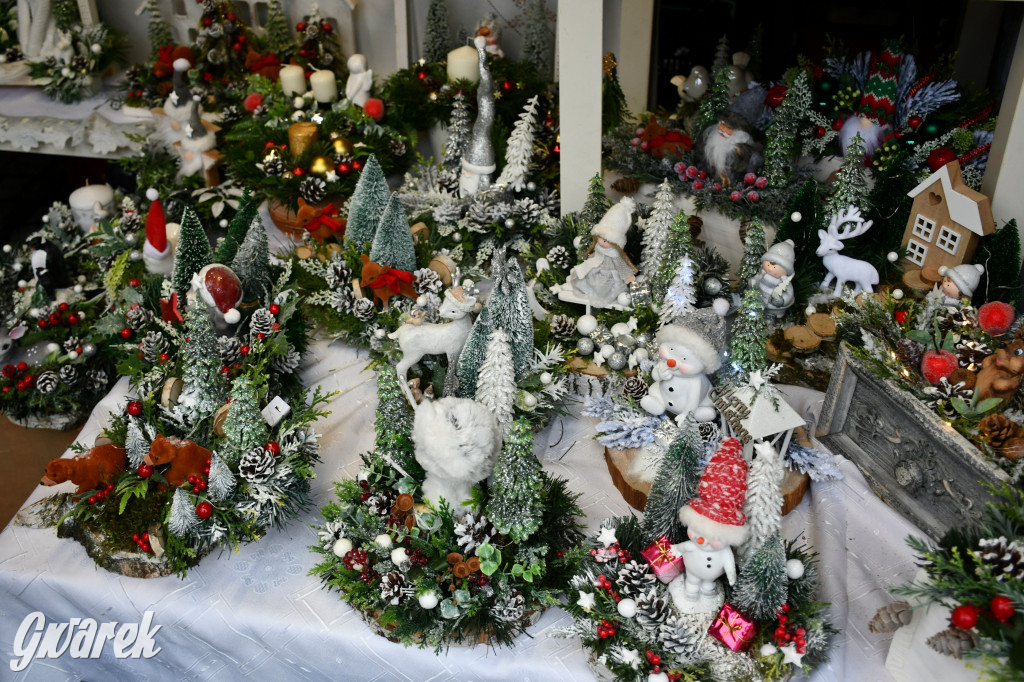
635,332,650,347
608,352,627,370
703,277,723,295
82,343,97,357
576,337,595,355
616,334,636,349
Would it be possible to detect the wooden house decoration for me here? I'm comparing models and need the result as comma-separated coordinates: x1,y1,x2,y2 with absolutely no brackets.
901,160,995,271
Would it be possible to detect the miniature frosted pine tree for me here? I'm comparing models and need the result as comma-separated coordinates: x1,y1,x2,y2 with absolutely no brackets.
521,0,551,79
762,70,811,187
640,180,676,280
824,132,871,218
263,0,294,59
495,95,539,191
369,193,416,272
728,288,767,375
484,248,534,378
643,420,703,543
443,91,471,171
125,417,149,468
169,488,200,536
696,67,731,131
711,34,730,74
344,155,390,249
375,367,422,478
456,307,494,399
215,189,257,264
476,328,515,437
487,418,543,543
231,213,271,303
740,442,783,561
576,174,611,261
423,0,450,64
207,452,236,502
146,0,173,58
172,206,213,299
659,256,697,327
733,532,788,620
653,211,693,302
223,374,268,458
737,219,767,286
177,305,228,420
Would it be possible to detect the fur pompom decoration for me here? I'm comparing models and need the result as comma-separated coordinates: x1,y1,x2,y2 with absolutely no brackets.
977,301,1015,336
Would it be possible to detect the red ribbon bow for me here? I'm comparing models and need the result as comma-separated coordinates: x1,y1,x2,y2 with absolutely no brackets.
304,203,343,233
649,130,692,151
249,52,282,74
366,267,415,293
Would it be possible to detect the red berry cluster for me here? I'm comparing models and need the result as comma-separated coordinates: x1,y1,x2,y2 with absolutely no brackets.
187,457,214,495
644,650,678,679
596,618,618,639
343,547,368,572
132,531,152,553
38,304,80,330
86,483,115,505
2,361,34,392
773,604,807,654
465,572,490,588
595,574,622,603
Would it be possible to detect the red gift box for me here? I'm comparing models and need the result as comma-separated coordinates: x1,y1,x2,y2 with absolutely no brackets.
640,535,684,583
708,603,757,652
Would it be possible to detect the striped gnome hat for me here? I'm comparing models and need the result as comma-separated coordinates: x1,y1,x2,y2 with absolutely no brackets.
859,41,902,124
678,437,749,546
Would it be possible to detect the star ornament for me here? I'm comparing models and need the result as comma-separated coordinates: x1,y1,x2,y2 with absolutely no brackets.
596,526,618,548
577,590,595,611
184,123,194,138
780,643,805,666
160,292,183,324
325,169,339,183
747,369,766,391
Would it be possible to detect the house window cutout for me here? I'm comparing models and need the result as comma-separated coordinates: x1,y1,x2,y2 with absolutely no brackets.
928,191,942,206
907,239,928,266
912,215,935,241
936,226,961,255
172,0,187,17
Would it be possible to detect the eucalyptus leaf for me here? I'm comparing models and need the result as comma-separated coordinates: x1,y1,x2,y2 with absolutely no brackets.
905,330,932,346
397,477,417,495
976,397,1004,414
439,599,461,619
454,589,471,604
950,397,969,415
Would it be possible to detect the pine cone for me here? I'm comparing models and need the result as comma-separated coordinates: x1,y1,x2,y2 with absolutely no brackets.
413,268,443,296
324,258,352,290
492,591,526,623
868,601,913,633
217,336,242,367
956,339,991,371
454,512,496,554
58,365,79,386
896,337,924,369
938,309,976,343
364,490,394,516
976,537,1024,582
658,613,701,657
261,156,284,176
512,198,542,225
432,198,463,225
380,571,412,605
1000,437,1024,460
388,138,407,157
698,421,722,444
239,446,276,483
331,288,354,313
978,414,1023,449
120,209,141,233
352,298,376,322
140,331,169,363
249,308,275,339
272,347,301,375
35,370,58,395
126,305,153,331
300,177,327,204
635,588,670,630
623,376,648,400
926,627,979,659
86,369,108,392
549,314,577,339
617,560,657,596
63,336,82,354
546,245,573,270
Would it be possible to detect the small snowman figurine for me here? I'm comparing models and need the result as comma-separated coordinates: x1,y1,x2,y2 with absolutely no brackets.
669,438,749,612
640,300,728,423
936,263,984,308
751,239,796,316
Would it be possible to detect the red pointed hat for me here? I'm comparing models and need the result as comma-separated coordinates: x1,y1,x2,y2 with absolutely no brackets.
678,437,749,546
145,188,168,254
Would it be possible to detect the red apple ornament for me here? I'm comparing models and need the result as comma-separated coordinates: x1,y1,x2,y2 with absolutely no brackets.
927,148,958,172
921,349,959,385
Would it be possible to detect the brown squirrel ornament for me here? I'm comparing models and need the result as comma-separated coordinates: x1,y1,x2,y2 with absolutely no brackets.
951,332,1024,403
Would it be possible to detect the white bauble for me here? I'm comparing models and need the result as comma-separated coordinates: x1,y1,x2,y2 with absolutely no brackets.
790,211,802,223
632,348,650,363
416,295,426,307
786,558,805,580
373,533,393,549
418,591,440,609
332,537,353,557
73,285,83,294
28,308,39,318
523,392,538,407
291,110,306,121
648,673,669,682
374,328,386,338
77,275,86,283
617,598,637,618
887,251,899,263
892,289,904,300
1,244,9,253
293,96,306,109
539,371,552,385
577,314,598,335
390,547,409,567
17,280,26,289
600,344,615,358
76,311,86,321
616,291,632,307
67,350,79,360
759,643,778,656
45,343,60,355
805,305,816,316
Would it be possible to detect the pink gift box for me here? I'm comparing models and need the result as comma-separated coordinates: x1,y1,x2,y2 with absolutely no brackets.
640,535,684,584
708,602,757,652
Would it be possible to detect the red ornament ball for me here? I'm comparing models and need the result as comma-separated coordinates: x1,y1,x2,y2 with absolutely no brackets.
266,441,281,456
336,162,352,174
978,301,1016,335
129,278,141,288
743,172,756,185
814,126,826,138
322,22,332,33
296,22,306,31
363,98,385,121
49,312,61,326
16,362,27,372
37,320,47,329
16,380,27,391
88,495,97,505
352,159,363,171
755,176,768,189
747,190,760,203
2,365,14,378
243,92,265,113
908,115,923,130
921,349,959,385
991,595,1016,623
159,353,170,363
121,327,133,339
67,313,80,325
269,304,280,315
831,118,843,131
951,604,980,629
927,147,958,172
126,400,143,417
729,190,742,202
293,167,304,176
239,344,250,356
764,84,788,109
196,501,214,519
58,302,69,311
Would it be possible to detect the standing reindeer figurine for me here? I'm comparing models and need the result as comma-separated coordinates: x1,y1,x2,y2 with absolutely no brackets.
816,205,879,297
389,286,478,404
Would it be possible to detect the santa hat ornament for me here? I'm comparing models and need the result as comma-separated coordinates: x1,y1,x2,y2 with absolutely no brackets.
191,264,243,330
591,197,635,249
142,189,174,276
678,437,749,547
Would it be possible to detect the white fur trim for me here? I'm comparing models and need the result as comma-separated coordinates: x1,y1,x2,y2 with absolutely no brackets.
678,505,749,546
655,326,722,372
143,239,170,259
711,297,730,317
461,159,497,174
146,187,159,202
173,58,190,72
223,308,241,324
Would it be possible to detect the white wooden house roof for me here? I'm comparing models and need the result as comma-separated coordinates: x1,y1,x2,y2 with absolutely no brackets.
907,164,987,236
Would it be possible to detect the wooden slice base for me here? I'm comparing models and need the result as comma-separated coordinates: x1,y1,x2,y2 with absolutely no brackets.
807,313,837,340
784,325,821,354
902,269,932,294
921,265,942,284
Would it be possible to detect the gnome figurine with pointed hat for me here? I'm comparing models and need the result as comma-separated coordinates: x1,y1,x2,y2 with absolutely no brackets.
158,58,195,145
554,197,638,309
458,36,496,197
668,437,749,612
175,95,216,183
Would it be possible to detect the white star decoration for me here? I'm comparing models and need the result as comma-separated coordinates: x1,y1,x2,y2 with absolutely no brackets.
619,647,641,669
596,526,617,547
591,352,606,368
325,170,339,183
183,124,194,138
780,643,805,666
747,369,766,391
576,591,595,611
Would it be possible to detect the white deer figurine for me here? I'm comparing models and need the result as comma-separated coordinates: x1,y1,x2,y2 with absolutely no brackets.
816,205,879,297
389,286,477,404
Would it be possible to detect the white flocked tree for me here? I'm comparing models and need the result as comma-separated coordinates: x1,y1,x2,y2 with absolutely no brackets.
476,328,516,438
495,95,540,191
640,180,676,280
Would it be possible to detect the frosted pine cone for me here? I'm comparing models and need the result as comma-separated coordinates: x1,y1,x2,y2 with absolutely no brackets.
388,138,406,157
352,298,376,322
300,177,327,204
546,245,573,269
413,268,442,296
635,588,670,630
63,336,82,353
432,199,464,225
249,308,275,339
272,347,302,375
364,490,394,516
622,376,648,400
616,560,656,596
87,369,108,392
658,614,701,657
512,198,542,224
868,602,913,633
126,305,154,331
549,314,577,339
976,536,1024,582
896,337,924,370
331,288,354,313
492,591,526,623
324,257,352,290
139,331,168,362
217,336,242,367
380,571,413,605
927,627,979,659
58,365,79,386
454,512,496,554
238,447,276,483
261,156,284,176
35,370,58,394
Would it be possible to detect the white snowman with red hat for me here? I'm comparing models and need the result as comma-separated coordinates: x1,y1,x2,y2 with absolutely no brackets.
189,264,243,333
668,437,749,613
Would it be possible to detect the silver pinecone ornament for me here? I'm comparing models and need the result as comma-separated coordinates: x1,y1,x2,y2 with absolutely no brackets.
35,370,59,394
58,365,79,386
238,446,276,483
126,305,154,331
217,336,243,366
869,602,913,633
352,297,376,322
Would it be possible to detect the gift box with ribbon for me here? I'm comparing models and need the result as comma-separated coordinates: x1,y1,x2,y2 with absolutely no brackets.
640,535,684,583
708,602,757,652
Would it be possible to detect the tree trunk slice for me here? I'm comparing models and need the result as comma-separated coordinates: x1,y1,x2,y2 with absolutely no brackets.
161,377,184,408
807,313,836,340
784,326,821,354
921,265,942,284
781,468,811,516
294,245,314,260
429,253,457,287
568,356,610,378
902,269,932,293
604,447,650,511
766,339,791,362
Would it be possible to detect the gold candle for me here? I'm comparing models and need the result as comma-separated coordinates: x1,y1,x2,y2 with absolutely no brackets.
288,121,319,158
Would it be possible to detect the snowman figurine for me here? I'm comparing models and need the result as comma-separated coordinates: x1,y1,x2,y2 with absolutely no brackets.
640,300,728,423
669,438,749,612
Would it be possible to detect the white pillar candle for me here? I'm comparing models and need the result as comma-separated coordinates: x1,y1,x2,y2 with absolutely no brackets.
279,65,307,97
446,45,479,84
68,183,114,233
309,69,338,103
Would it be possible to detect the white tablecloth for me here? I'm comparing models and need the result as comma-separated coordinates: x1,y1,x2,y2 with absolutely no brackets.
0,338,938,681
